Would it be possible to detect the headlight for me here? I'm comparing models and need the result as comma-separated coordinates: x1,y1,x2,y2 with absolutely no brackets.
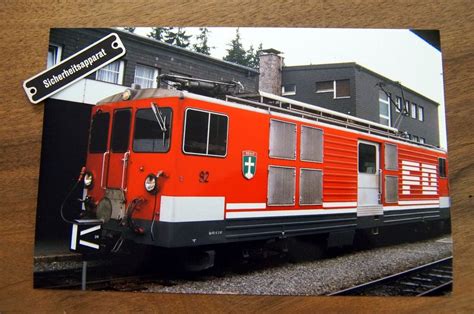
84,172,93,188
144,174,157,194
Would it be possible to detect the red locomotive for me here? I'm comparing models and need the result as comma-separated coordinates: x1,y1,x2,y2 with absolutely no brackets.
68,76,450,263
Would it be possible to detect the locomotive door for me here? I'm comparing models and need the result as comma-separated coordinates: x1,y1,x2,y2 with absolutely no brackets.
106,108,132,190
357,141,382,212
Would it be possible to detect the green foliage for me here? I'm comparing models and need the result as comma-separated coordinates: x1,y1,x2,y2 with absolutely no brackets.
165,27,192,48
193,27,213,55
246,43,263,69
223,28,248,66
223,28,262,69
147,27,170,41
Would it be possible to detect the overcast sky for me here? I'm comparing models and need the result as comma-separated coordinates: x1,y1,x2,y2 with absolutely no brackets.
133,27,446,148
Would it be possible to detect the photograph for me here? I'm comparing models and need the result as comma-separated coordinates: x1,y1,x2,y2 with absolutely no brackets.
33,27,452,296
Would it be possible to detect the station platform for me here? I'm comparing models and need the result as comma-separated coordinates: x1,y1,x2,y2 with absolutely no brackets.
34,238,81,262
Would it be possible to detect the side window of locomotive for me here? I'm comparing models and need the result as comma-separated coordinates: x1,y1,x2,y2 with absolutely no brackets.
300,125,323,162
133,108,172,153
269,119,296,159
183,109,228,157
111,109,131,153
358,143,376,174
89,112,110,153
438,158,447,178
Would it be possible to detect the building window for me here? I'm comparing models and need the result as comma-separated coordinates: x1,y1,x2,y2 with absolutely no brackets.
315,81,334,93
335,80,350,98
183,109,228,157
395,97,402,113
282,84,296,96
315,80,350,98
47,44,62,68
404,100,410,115
134,64,159,88
420,137,426,144
379,91,391,126
96,61,124,84
418,106,424,121
411,103,418,119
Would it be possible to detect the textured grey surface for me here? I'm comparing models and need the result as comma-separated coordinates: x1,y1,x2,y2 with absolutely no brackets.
145,236,452,296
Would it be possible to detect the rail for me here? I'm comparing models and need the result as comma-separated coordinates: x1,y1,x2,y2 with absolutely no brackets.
328,256,453,296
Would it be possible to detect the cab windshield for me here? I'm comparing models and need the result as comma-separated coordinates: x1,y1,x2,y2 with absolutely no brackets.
133,108,172,152
89,111,110,153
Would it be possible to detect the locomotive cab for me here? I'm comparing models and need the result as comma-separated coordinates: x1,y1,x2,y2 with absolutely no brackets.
78,89,177,252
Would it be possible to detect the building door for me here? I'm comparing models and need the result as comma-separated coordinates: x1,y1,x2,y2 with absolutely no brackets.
357,141,382,215
106,108,132,190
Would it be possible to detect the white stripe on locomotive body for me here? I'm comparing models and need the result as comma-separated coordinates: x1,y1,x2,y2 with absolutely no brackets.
399,200,440,205
439,197,451,208
226,203,266,210
225,201,357,211
158,196,448,220
182,92,446,154
401,160,439,196
383,205,440,211
226,208,357,219
160,196,225,222
323,202,358,208
402,160,420,166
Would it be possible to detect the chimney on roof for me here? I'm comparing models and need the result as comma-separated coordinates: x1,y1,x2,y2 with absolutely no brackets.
258,48,283,95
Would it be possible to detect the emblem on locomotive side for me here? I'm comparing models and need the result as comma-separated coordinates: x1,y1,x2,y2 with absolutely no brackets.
242,150,257,180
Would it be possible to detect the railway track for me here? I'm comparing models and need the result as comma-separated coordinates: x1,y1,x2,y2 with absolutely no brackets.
329,256,452,296
34,266,169,291
34,235,452,294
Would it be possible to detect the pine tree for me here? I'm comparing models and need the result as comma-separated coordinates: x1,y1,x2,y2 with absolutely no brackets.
148,27,170,41
123,27,136,33
193,27,212,55
164,27,192,48
245,43,262,69
223,28,248,66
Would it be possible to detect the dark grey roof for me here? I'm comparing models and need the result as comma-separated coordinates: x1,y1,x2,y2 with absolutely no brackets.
113,28,259,74
283,62,439,106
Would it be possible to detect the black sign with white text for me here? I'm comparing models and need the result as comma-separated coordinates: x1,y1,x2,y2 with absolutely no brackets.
23,33,126,104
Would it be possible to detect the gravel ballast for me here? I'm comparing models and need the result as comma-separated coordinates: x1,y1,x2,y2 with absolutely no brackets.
144,236,452,296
